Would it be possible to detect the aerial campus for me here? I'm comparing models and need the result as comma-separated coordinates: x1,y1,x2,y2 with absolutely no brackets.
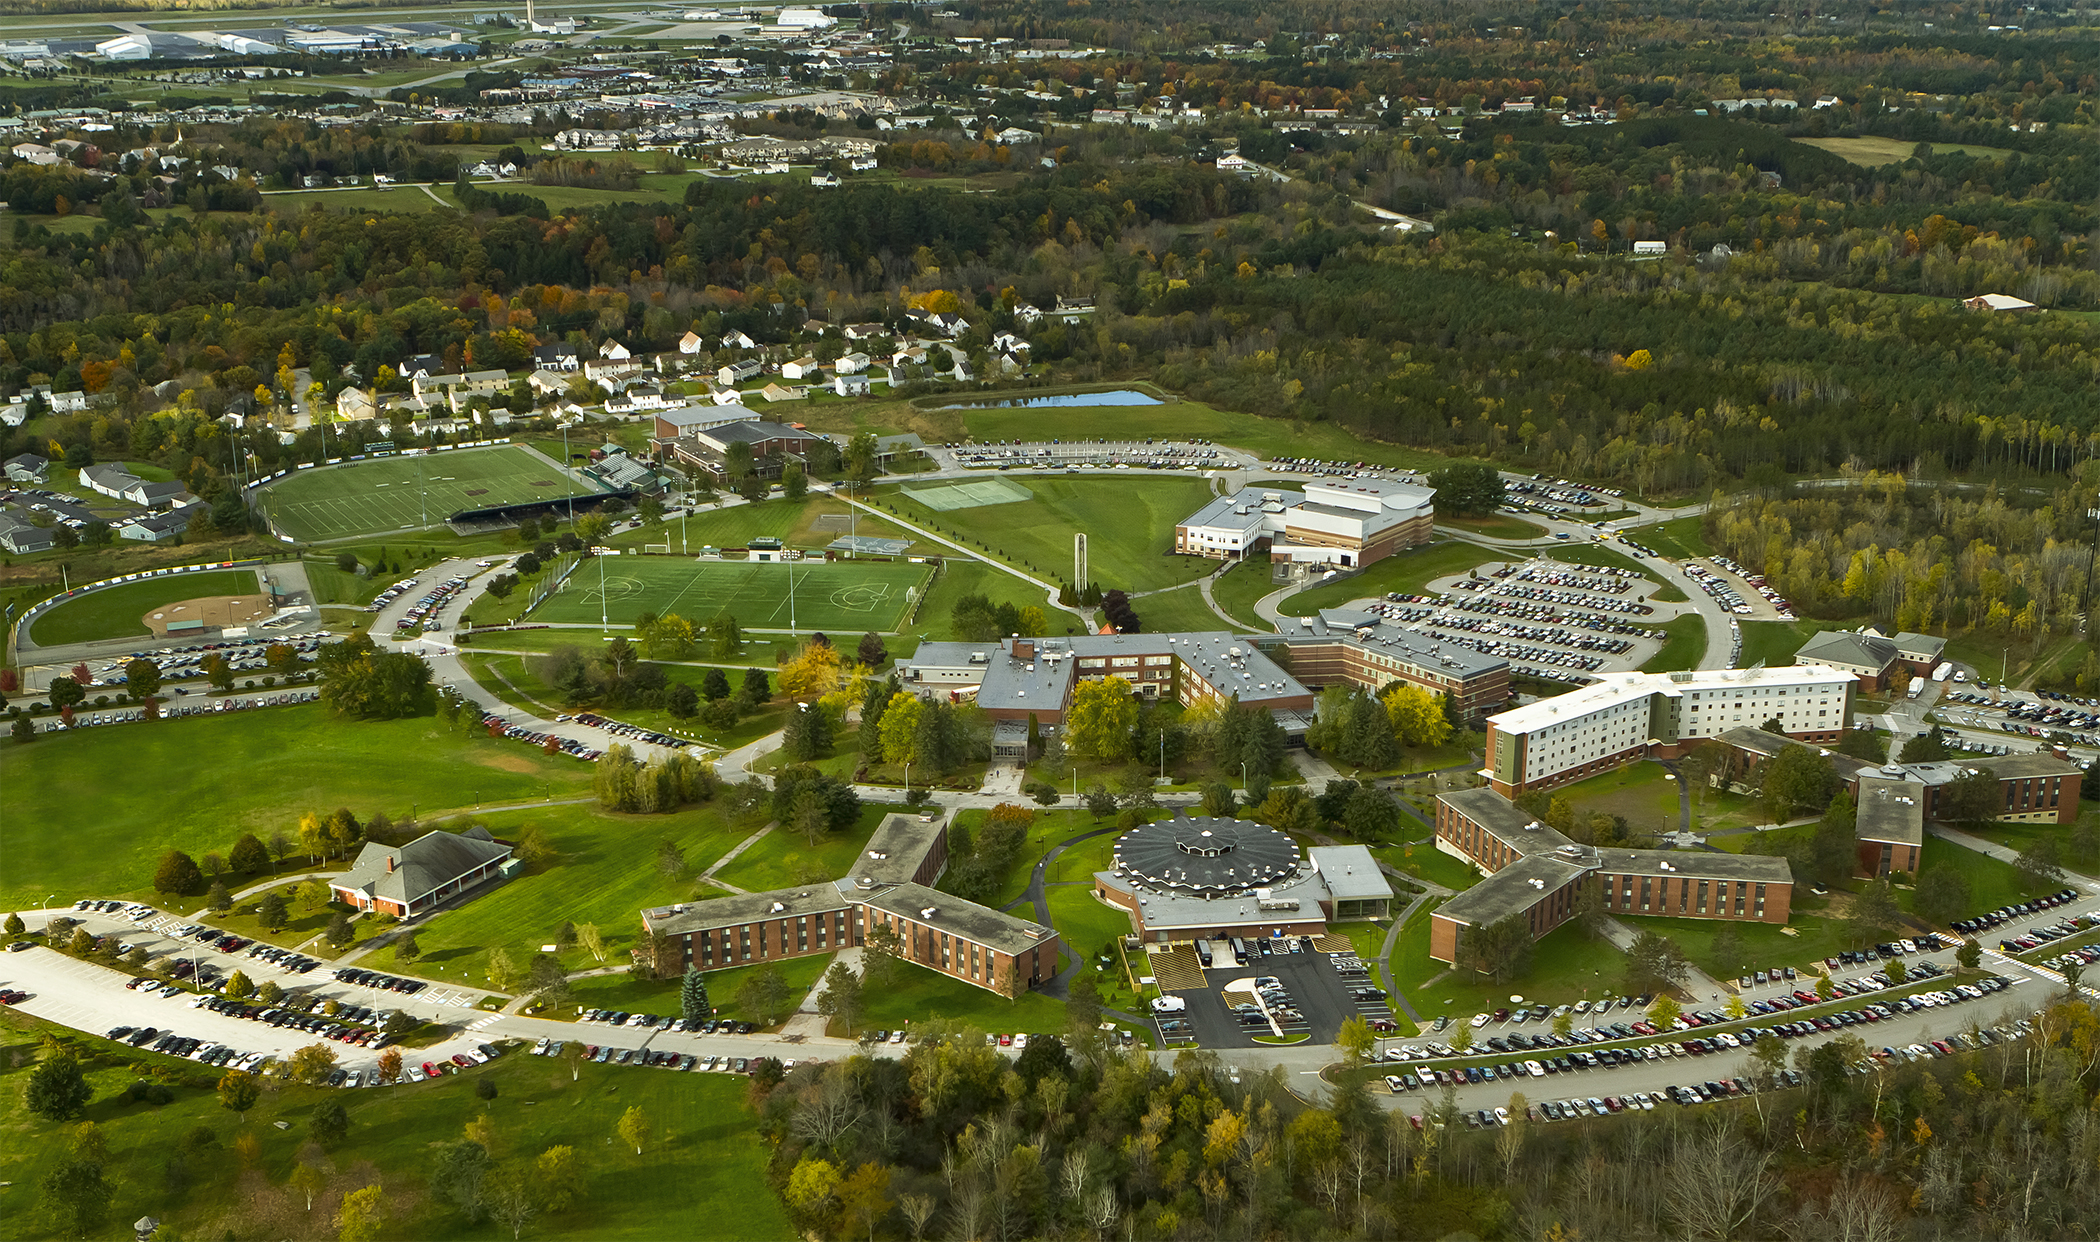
1,2,2099,1240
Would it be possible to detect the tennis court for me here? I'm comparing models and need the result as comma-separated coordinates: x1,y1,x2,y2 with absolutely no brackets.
258,445,601,541
900,477,1035,511
531,557,933,632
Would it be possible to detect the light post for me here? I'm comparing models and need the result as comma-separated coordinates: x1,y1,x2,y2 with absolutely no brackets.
598,548,608,636
561,423,575,526
42,893,54,912
903,761,910,797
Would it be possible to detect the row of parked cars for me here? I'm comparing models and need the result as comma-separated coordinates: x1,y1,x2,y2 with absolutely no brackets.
392,575,471,634
191,995,390,1047
107,1026,264,1070
579,1008,758,1035
97,634,330,687
1950,888,2082,935
536,1036,782,1075
1998,907,2098,954
1390,980,2026,1124
332,966,430,995
484,712,604,761
560,712,688,751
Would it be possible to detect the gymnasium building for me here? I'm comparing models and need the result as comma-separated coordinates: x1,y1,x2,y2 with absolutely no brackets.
1173,475,1437,568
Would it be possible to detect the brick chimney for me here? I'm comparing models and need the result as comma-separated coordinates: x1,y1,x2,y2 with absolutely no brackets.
386,855,396,873
2053,745,2070,762
1013,639,1035,661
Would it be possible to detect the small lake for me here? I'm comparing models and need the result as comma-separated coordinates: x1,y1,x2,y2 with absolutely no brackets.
938,390,1163,410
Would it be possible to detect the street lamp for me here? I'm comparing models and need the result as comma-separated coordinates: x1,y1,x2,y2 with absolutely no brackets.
42,894,54,912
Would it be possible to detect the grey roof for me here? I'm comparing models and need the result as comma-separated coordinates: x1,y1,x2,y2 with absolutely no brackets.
698,420,826,448
1113,815,1304,897
334,828,512,907
1438,786,1573,857
1270,614,1510,679
1903,753,2082,785
80,462,141,491
1178,491,1294,533
851,880,1056,955
972,650,1074,713
642,885,851,938
1308,845,1392,901
1856,777,1925,847
1711,726,1877,779
1795,630,1896,671
849,814,946,887
1589,847,1793,884
1436,854,1592,928
1093,866,1329,931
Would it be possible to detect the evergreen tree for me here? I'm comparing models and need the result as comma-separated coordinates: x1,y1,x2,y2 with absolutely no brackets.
680,967,711,1022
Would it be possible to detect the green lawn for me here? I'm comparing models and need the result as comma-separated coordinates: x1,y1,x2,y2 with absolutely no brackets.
1552,761,1688,836
29,568,264,646
1442,512,1547,539
1210,558,1283,630
1628,515,1713,562
1737,618,1851,670
527,557,932,634
567,954,833,1027
1119,581,1248,634
259,444,603,542
400,801,757,984
1373,839,1481,892
852,963,1071,1036
602,493,920,559
1641,614,1710,673
1942,631,2083,690
1618,907,1854,981
911,557,1064,641
0,1009,789,1242
1902,835,2040,921
878,475,1217,593
1392,909,1633,1025
263,185,450,213
1280,541,1509,616
455,648,794,749
0,703,593,912
710,804,898,894
954,396,1497,473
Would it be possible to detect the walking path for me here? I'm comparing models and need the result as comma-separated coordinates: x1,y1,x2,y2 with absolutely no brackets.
1377,891,1433,1023
1929,823,2100,896
698,825,774,895
841,495,1092,631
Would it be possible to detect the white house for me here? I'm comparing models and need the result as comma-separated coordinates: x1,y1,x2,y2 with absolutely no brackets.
834,373,872,397
720,330,756,350
599,340,632,361
810,172,840,188
528,369,571,396
834,352,871,374
678,330,705,354
336,388,378,421
533,343,581,371
781,355,821,380
718,359,762,386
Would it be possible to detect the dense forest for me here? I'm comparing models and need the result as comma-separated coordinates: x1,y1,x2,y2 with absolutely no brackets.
755,996,2100,1241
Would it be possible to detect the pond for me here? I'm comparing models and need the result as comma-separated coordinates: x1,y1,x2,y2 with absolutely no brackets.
938,390,1163,410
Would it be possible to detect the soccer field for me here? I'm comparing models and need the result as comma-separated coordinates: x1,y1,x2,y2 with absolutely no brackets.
258,445,602,541
531,557,934,632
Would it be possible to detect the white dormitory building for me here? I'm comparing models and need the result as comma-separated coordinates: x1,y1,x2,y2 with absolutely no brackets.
1483,666,1858,797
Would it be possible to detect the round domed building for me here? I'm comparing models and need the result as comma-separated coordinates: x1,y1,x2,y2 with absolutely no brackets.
1092,813,1394,945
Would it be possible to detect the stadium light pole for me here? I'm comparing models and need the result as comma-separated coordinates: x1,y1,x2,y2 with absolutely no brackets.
598,549,608,637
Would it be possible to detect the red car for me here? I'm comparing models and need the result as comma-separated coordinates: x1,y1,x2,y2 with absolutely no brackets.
422,1061,439,1078
451,1054,472,1069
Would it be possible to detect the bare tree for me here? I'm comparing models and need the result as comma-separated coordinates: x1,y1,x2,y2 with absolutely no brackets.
1667,1116,1780,1240
945,1174,987,1242
790,1073,867,1151
898,1192,936,1242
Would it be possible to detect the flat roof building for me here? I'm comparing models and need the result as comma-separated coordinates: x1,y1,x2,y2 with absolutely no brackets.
1173,476,1435,568
1090,814,1393,942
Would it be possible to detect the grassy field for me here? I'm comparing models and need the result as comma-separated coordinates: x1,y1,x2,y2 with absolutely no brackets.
1443,512,1548,539
1627,515,1713,562
263,185,450,213
1372,839,1481,892
709,805,896,894
529,557,932,633
1392,907,1633,1024
1903,836,2039,922
1118,581,1247,634
452,649,794,749
1209,558,1282,630
395,801,759,983
1737,618,1849,670
1280,541,1509,616
604,494,920,558
899,557,1058,640
0,1008,789,1241
1794,136,2017,166
1556,761,1686,836
0,702,592,911
852,961,1072,1036
1641,613,1710,673
29,567,262,646
1942,631,2082,689
259,445,600,542
1617,905,1853,983
880,475,1216,593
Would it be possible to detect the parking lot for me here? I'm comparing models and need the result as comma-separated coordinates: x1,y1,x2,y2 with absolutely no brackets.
1156,938,1384,1049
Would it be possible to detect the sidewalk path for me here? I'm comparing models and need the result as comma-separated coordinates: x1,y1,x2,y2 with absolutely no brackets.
698,824,774,895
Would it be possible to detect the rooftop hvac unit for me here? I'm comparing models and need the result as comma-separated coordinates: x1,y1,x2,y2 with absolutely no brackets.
920,907,938,919
769,902,786,913
1529,878,1546,890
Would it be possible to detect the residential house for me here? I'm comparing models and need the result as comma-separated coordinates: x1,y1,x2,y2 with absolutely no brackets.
48,390,89,414
678,330,705,355
605,386,672,416
599,340,632,362
810,172,840,188
1012,303,1043,325
720,330,757,350
412,369,509,411
528,369,572,397
759,382,805,403
4,453,49,484
0,510,55,554
335,388,378,421
891,344,929,369
781,355,822,380
841,323,890,343
397,353,447,380
834,352,871,374
330,827,515,918
10,142,60,165
79,463,189,508
117,502,204,543
533,342,581,371
1963,293,2038,313
584,358,645,390
991,331,1029,355
718,359,763,386
833,373,872,397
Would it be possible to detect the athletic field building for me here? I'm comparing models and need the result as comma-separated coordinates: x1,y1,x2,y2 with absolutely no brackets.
898,628,1508,730
330,827,516,918
1175,475,1436,567
1090,816,1394,943
639,815,1061,996
1428,787,1794,964
1483,666,1857,797
659,418,831,483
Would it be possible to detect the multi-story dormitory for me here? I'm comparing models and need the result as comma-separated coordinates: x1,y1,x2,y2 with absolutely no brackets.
639,814,1061,997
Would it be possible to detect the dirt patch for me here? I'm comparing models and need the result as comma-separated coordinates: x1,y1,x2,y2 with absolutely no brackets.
143,594,273,637
470,751,539,774
464,488,489,497
531,479,559,487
